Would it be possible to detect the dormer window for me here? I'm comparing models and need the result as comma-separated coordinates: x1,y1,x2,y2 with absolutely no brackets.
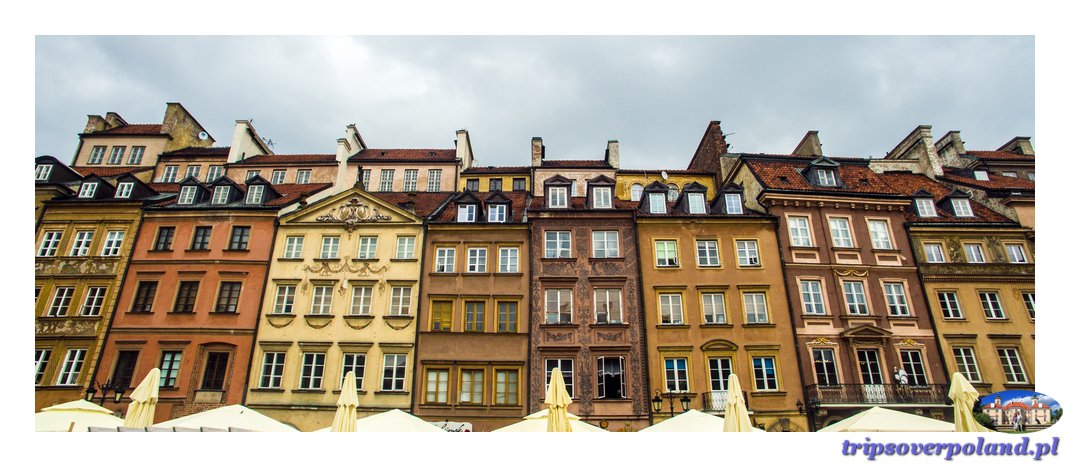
488,204,507,223
816,169,836,186
457,204,477,222
549,186,568,208
178,186,197,205
211,186,231,205
35,164,52,181
974,171,990,181
246,185,264,204
649,193,667,214
592,187,612,209
630,183,643,202
570,181,578,196
115,182,134,199
667,184,680,203
78,182,98,198
915,198,936,217
725,193,743,214
950,198,973,217
687,193,706,214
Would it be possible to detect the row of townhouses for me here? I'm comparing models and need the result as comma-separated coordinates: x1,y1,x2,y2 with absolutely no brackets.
34,103,1035,432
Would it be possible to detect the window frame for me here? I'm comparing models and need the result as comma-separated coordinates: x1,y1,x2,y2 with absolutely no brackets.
544,231,572,259
649,193,667,214
592,186,612,209
596,356,627,399
544,289,573,324
380,354,408,392
735,239,761,267
701,292,727,324
548,186,568,208
866,218,893,250
592,230,620,258
827,217,854,248
259,352,285,389
724,193,743,214
389,286,412,315
435,247,456,273
593,288,623,324
320,236,340,259
498,247,519,273
658,293,684,325
842,280,869,315
696,239,721,267
466,247,488,273
664,357,689,392
654,239,679,267
394,236,416,260
799,279,826,315
787,215,813,247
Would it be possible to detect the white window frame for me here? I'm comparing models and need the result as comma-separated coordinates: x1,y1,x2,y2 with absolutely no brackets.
545,358,574,397
379,169,395,192
974,170,990,181
788,216,812,247
488,204,507,223
596,356,626,399
938,291,963,319
743,292,769,323
37,231,62,257
664,358,689,392
435,247,455,273
592,186,612,209
544,231,571,258
128,146,145,164
457,204,477,223
1005,244,1028,263
211,186,230,205
245,185,264,204
48,287,75,317
162,165,179,183
843,281,869,315
592,230,620,258
79,286,107,316
659,293,683,325
964,243,986,263
271,170,286,185
403,169,419,191
357,236,378,260
867,219,893,250
389,286,412,315
687,192,706,214
186,165,201,180
381,354,407,391
649,193,667,214
498,247,519,273
951,198,974,217
654,240,678,267
828,217,853,248
273,285,296,314
299,352,326,390
544,289,573,324
427,169,442,192
883,282,910,316
915,198,937,217
997,348,1028,383
696,240,720,267
724,193,743,214
35,349,51,385
395,236,415,260
320,236,340,259
752,356,779,391
78,182,98,198
350,286,373,315
548,186,568,208
177,185,197,205
245,170,260,182
593,288,623,324
924,243,946,263
800,280,826,315
815,169,836,186
467,247,488,273
736,240,760,267
56,349,86,386
107,146,125,165
340,353,366,389
70,231,94,256
979,291,1005,319
295,169,311,184
283,236,304,259
630,184,643,202
259,352,286,388
205,165,223,182
35,164,53,181
952,347,982,382
701,293,726,324
100,230,124,256
88,146,105,164
309,285,334,315
1022,291,1035,319
115,182,134,198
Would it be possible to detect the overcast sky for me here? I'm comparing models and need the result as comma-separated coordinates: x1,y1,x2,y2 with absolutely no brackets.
35,36,1034,168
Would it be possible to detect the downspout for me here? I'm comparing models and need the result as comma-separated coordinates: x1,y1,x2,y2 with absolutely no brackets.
632,209,654,428
240,213,281,406
771,212,811,432
904,223,954,393
410,217,428,415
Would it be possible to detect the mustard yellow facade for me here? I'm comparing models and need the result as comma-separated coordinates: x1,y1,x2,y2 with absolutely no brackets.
616,170,718,202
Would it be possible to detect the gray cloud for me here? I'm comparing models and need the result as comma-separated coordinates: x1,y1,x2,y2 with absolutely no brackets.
35,36,1034,168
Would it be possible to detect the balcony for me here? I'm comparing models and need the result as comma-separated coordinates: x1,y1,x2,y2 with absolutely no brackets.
700,390,748,413
805,384,950,407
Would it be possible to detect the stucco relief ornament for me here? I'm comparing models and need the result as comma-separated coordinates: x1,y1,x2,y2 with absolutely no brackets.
300,257,389,291
894,338,921,347
315,197,392,232
807,337,834,346
833,269,868,277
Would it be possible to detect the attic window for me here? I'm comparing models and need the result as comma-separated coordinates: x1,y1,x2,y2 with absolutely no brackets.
78,182,98,198
592,187,612,209
35,164,53,181
457,204,477,223
549,186,568,209
488,204,507,223
687,193,706,214
246,185,264,204
630,183,643,201
649,193,667,214
178,186,197,205
778,176,789,183
667,184,680,203
974,171,990,181
211,186,231,205
724,193,743,214
950,198,974,217
115,182,134,199
915,198,936,217
816,169,836,186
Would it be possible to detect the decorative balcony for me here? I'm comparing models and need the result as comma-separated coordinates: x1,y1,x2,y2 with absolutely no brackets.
804,384,950,407
700,390,748,413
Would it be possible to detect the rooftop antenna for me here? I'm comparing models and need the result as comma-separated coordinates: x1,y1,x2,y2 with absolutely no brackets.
660,170,670,180
265,139,275,149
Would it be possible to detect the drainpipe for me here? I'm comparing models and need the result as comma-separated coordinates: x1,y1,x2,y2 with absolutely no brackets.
410,218,429,415
240,213,281,406
771,212,811,432
632,209,654,428
904,223,954,401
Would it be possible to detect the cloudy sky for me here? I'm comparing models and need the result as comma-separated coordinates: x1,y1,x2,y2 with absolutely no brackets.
35,36,1034,168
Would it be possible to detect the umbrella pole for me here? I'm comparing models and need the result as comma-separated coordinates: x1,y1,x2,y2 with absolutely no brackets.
67,421,75,432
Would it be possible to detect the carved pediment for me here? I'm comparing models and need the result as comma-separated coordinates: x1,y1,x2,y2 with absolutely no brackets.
841,324,893,339
315,197,392,230
285,187,421,229
700,339,739,352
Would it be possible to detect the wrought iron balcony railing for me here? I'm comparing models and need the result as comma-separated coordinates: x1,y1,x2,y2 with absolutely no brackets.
701,390,748,412
805,384,950,406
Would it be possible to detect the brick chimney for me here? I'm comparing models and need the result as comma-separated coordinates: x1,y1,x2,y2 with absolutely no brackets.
103,112,126,129
791,131,823,157
456,129,474,171
84,115,107,133
998,136,1034,156
531,137,544,167
686,121,729,175
605,140,620,169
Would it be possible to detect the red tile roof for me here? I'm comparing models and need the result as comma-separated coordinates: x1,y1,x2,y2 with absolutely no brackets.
433,191,530,223
159,146,231,158
462,166,531,174
229,154,337,165
75,166,153,177
939,171,1035,192
95,124,165,135
967,150,1035,162
349,149,457,163
148,183,181,193
744,158,900,195
876,172,1014,224
373,192,454,218
539,159,612,168
153,183,332,208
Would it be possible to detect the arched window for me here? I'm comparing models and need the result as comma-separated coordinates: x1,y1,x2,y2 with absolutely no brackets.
667,184,680,203
630,183,643,201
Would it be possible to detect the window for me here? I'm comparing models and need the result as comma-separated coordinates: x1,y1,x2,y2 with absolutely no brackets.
341,353,366,389
702,293,726,324
498,247,519,273
460,369,485,404
467,247,487,273
465,302,486,331
206,165,223,182
951,198,973,217
245,170,260,181
545,289,573,324
659,293,683,325
381,354,407,391
545,358,574,397
979,292,1005,319
630,183,643,201
131,282,158,313
37,231,62,257
548,186,568,208
512,178,526,191
800,280,826,315
320,236,340,259
162,165,179,183
899,350,928,386
310,286,333,315
357,236,378,259
200,352,229,390
649,193,667,214
752,356,779,391
736,240,760,266
393,236,415,259
379,169,394,191
667,184,680,203
108,146,126,164
177,185,197,204
828,218,853,248
1022,292,1035,319
466,179,480,191
571,181,578,196
245,185,264,204
271,170,286,185
403,169,419,191
390,286,412,315
70,231,94,256
152,227,175,251
349,286,373,315
428,170,442,192
495,369,519,405
997,348,1028,383
488,204,507,223
457,204,476,223
724,193,743,214
88,146,105,164
284,236,304,258
56,349,86,385
867,220,893,249
48,287,75,317
743,292,769,323
186,165,201,180
812,349,839,386
173,281,199,313
497,302,518,332
915,198,936,217
435,247,455,273
211,186,230,204
128,146,145,164
430,301,453,331
115,182,134,198
544,231,571,258
843,281,869,315
687,192,706,214
35,349,51,384
273,285,296,314
815,169,836,186
857,349,883,384
426,369,449,403
974,170,989,181
592,231,619,258
964,243,985,263
112,351,139,389
157,350,188,387
952,347,982,382
784,217,811,247
937,291,962,319
923,243,946,263
665,358,689,392
79,287,107,316
300,353,326,389
215,282,242,313
78,182,98,198
592,187,612,208
259,352,285,388
694,240,720,267
361,169,371,189
597,356,626,399
296,169,311,184
35,164,53,181
655,240,678,267
1005,244,1028,263
1027,172,1035,181
594,288,623,324
191,226,212,250
883,282,910,316
228,226,250,250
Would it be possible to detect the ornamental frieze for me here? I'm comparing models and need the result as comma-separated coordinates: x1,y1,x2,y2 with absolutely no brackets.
300,258,389,293
833,269,868,277
35,257,119,276
894,338,921,347
36,318,99,337
315,197,392,231
595,330,624,342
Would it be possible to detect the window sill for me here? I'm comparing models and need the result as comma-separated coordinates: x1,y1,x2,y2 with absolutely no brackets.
751,391,787,397
654,264,681,269
830,246,860,252
737,264,763,268
872,248,901,253
390,258,418,262
331,389,368,395
788,245,819,250
541,257,576,262
168,310,196,314
887,315,918,321
210,311,239,315
461,272,490,276
696,264,724,269
429,272,458,276
742,322,775,328
983,317,1011,322
277,257,305,262
127,310,153,315
590,257,624,261
292,389,326,394
147,249,173,253
800,313,831,319
375,391,410,395
351,258,379,262
72,315,102,320
542,323,579,328
591,322,629,328
314,258,341,262
699,323,733,328
494,272,523,276
941,317,967,321
184,249,211,253
656,324,689,329
593,398,633,403
383,315,414,321
222,248,250,253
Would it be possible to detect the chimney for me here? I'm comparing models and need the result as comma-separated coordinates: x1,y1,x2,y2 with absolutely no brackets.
531,137,544,167
84,115,107,133
346,124,366,154
605,140,620,169
998,136,1034,156
791,131,823,157
103,112,126,129
456,129,474,171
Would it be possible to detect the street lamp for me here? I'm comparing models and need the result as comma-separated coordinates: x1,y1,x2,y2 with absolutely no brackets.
85,379,126,405
796,399,805,414
651,389,691,418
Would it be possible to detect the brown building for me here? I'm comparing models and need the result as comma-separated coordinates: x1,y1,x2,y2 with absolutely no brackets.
413,190,532,431
153,146,231,184
94,175,330,421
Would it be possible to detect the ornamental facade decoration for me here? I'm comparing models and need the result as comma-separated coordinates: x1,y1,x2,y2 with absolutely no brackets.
833,269,868,277
894,338,921,347
35,257,120,276
300,258,389,293
315,197,392,231
806,337,834,346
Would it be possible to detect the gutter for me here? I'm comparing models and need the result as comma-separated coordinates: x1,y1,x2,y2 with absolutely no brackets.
240,213,282,406
771,214,810,432
905,225,955,389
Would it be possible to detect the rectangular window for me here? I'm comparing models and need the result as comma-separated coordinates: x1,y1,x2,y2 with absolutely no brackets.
997,348,1028,383
915,198,937,217
177,185,197,204
431,301,453,331
37,231,62,257
35,164,54,181
498,247,519,273
497,301,518,332
812,349,839,386
70,231,93,256
800,280,826,315
259,352,285,389
687,192,706,214
457,204,477,223
702,293,726,324
545,359,574,397
48,287,75,317
467,247,487,273
211,186,230,205
35,349,51,385
596,356,626,399
545,289,573,324
924,243,946,263
594,288,623,324
816,169,836,186
271,170,286,185
736,240,760,266
708,358,732,394
403,169,419,191
883,282,910,316
79,286,107,316
513,178,526,191
128,146,145,164
245,185,264,204
101,231,127,258
1022,292,1035,319
201,352,229,390
246,170,260,181
592,231,619,258
466,179,480,191
186,165,201,180
78,182,98,198
112,351,139,389
649,193,667,214
664,358,689,392
938,291,962,319
753,357,779,391
488,204,507,223
349,286,373,315
228,226,250,250
724,193,743,214
1005,244,1028,263
310,285,333,315
843,281,869,315
284,236,304,258
357,236,378,259
390,286,412,315
425,369,449,403
191,226,212,250
952,347,982,382
206,165,223,182
341,353,366,389
899,350,928,386
131,282,158,313
88,146,106,164
428,170,442,192
460,369,485,404
696,240,720,267
465,301,486,331
108,146,126,164
381,354,407,391
173,281,199,313
964,243,986,263
592,187,612,208
361,169,371,189
489,178,503,191
655,240,678,267
548,186,568,208
295,169,311,184
829,218,853,248
153,227,175,251
857,349,883,384
320,236,340,259
435,247,455,273
115,182,134,198
214,282,242,313
979,292,1005,319
743,292,769,323
300,353,326,389
495,369,519,405
273,285,296,314
379,169,395,191
659,293,683,325
951,198,974,217
56,349,86,386
544,231,571,258
867,219,893,249
788,216,813,247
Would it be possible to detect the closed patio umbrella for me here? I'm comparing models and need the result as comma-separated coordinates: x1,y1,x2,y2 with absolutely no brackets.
722,374,754,432
949,372,991,432
330,371,360,432
123,368,160,428
545,367,573,432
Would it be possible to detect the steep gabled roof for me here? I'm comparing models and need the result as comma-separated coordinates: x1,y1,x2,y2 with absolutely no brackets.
75,166,153,178
966,150,1035,162
348,148,457,163
743,157,899,196
540,159,612,169
159,146,231,158
462,166,531,174
939,169,1035,193
90,123,165,136
432,191,529,223
230,154,336,166
876,172,1015,224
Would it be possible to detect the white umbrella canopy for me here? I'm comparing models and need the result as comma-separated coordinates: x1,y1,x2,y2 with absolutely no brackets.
315,409,445,432
153,405,298,432
817,407,955,432
493,409,607,432
36,399,124,432
723,374,755,432
123,368,160,428
640,409,767,432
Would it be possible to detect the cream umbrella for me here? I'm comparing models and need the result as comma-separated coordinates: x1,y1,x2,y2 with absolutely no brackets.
154,405,298,432
36,399,124,432
723,374,754,432
818,406,954,432
314,409,446,432
123,368,160,428
640,409,768,432
492,409,606,432
545,367,573,432
949,372,991,432
330,371,360,432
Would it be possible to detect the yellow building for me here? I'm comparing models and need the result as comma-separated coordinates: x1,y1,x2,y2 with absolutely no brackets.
244,185,451,431
616,169,718,203
459,167,531,193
